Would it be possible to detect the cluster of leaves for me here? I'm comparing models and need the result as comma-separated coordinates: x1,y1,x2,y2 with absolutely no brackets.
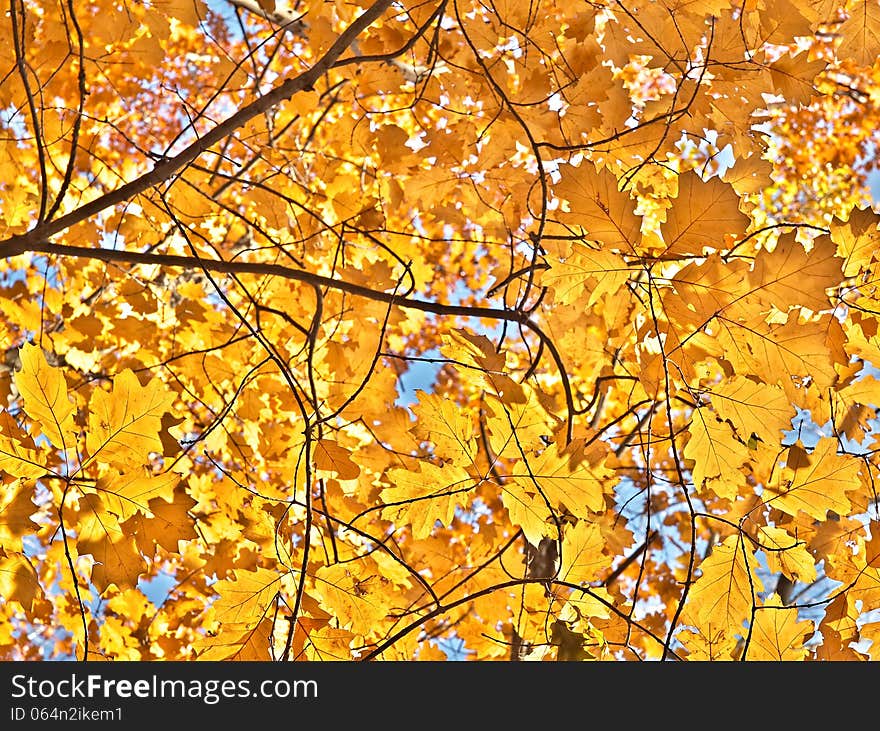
1,0,880,661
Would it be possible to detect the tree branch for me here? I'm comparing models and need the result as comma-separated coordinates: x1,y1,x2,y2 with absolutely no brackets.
5,241,576,430
0,0,394,257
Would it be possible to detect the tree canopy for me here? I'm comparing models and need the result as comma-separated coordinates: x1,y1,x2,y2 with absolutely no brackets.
1,0,880,661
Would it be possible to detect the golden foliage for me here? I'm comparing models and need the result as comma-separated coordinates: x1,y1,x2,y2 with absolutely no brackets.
0,0,879,662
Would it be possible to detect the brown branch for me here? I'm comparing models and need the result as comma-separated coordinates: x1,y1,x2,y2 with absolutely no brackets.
10,0,49,223
3,241,576,429
46,0,87,222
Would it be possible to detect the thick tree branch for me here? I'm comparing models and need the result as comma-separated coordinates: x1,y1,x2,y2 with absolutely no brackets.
4,241,577,431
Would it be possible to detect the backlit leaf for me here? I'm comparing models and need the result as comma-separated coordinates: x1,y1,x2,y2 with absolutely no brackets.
86,369,176,468
687,535,762,633
14,343,77,450
747,594,812,661
769,438,861,521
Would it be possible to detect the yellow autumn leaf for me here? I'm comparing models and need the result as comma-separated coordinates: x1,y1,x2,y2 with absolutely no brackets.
559,586,613,622
506,439,614,521
829,206,880,277
209,567,282,625
94,469,181,521
659,172,750,256
85,369,176,468
153,0,207,26
553,162,643,251
313,439,360,480
747,234,842,313
0,551,42,610
14,343,77,450
715,312,840,393
502,482,558,545
3,0,880,663
677,625,738,661
483,390,553,459
196,617,273,661
710,376,793,444
0,480,38,552
686,535,762,634
769,437,861,521
75,493,146,591
0,432,46,479
304,625,357,661
746,594,812,661
684,411,749,499
836,0,880,66
381,461,475,539
542,242,631,308
758,526,817,584
409,390,475,466
312,561,389,632
440,329,526,404
559,520,605,585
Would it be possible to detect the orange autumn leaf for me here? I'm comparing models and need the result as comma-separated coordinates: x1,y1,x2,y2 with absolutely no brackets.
659,172,750,256
0,0,879,664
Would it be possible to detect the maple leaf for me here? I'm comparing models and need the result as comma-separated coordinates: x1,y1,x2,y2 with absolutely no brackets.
834,527,880,617
747,234,842,313
209,567,282,627
666,255,753,328
313,561,389,631
381,461,475,539
829,206,880,277
313,439,360,481
768,438,861,521
677,625,738,661
553,163,643,251
196,617,273,661
684,410,750,499
505,439,614,522
837,0,880,67
0,480,38,552
129,490,199,554
658,172,750,256
709,376,793,444
0,550,42,610
716,312,841,394
747,594,812,661
304,625,358,661
13,343,78,451
559,520,605,585
483,390,554,459
758,526,817,585
0,433,46,480
76,493,146,591
543,242,632,308
0,407,47,481
501,482,560,545
94,469,181,521
85,369,176,468
440,329,526,404
408,390,476,465
685,535,763,633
